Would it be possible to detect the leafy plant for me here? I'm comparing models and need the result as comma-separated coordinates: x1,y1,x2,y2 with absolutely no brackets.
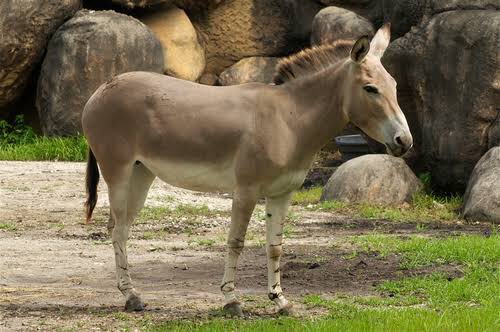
0,115,36,145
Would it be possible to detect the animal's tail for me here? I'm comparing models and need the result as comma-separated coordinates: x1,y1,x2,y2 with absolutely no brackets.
84,148,100,224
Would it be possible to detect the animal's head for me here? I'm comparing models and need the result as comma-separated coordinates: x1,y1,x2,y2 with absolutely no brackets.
343,23,412,157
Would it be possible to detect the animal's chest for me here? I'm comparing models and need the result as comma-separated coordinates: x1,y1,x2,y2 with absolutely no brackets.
263,168,309,197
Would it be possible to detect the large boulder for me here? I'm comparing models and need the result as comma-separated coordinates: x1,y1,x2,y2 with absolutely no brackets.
380,0,425,38
321,154,422,204
383,10,499,192
381,1,499,38
283,0,324,43
311,6,374,45
36,10,164,136
218,57,278,85
316,0,380,24
429,0,499,12
141,6,205,81
0,0,81,111
463,147,500,223
190,0,305,75
317,1,499,39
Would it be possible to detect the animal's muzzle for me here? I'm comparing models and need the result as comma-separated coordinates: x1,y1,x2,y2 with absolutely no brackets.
386,132,413,157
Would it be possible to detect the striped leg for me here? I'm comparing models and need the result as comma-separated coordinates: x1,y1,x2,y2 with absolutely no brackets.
221,187,258,316
265,192,293,314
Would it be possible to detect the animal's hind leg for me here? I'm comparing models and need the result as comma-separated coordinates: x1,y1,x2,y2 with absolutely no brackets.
107,163,155,312
106,163,154,234
126,163,155,224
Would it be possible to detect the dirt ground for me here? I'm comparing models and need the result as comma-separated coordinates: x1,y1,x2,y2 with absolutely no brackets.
0,161,491,331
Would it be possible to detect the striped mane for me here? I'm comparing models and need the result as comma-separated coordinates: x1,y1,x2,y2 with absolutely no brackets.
273,40,355,85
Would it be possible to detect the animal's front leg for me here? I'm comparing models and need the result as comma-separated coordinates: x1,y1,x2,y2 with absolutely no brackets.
221,187,258,317
265,192,293,315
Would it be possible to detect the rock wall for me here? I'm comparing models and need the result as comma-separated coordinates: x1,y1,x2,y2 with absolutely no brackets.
384,9,499,192
0,0,81,111
0,0,498,194
190,0,304,75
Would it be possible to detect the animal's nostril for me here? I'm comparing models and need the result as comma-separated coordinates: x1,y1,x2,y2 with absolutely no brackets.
395,136,404,147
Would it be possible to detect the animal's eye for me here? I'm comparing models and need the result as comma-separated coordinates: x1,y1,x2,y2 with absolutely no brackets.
363,85,379,94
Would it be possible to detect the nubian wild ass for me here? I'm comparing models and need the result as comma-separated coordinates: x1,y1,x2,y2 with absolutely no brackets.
82,24,412,315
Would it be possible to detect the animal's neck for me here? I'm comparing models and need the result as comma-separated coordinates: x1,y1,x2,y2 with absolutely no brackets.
282,61,350,159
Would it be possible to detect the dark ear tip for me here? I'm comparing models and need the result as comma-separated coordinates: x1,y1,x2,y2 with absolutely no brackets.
382,22,392,32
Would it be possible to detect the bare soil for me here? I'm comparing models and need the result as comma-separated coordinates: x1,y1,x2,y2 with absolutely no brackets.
0,161,490,331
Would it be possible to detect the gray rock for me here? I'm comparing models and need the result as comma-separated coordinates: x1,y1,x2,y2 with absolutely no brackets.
311,6,374,45
316,0,380,27
383,10,500,192
463,147,500,223
321,154,422,204
381,0,425,38
218,57,278,85
198,73,219,85
36,10,164,136
0,0,81,110
317,1,499,39
284,0,324,43
382,0,499,38
430,0,499,12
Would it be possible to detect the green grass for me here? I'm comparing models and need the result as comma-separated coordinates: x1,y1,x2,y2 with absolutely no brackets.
0,222,17,231
0,115,88,161
138,203,231,224
377,269,499,309
350,233,499,269
142,306,498,332
292,186,462,222
0,135,88,161
137,233,499,332
188,238,216,246
291,186,323,205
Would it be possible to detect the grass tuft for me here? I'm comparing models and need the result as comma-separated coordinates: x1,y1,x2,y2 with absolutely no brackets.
291,186,323,205
0,135,88,161
0,222,17,232
292,186,462,222
138,204,230,224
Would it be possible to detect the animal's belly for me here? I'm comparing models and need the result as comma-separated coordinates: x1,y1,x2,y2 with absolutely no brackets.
263,169,308,197
142,158,236,193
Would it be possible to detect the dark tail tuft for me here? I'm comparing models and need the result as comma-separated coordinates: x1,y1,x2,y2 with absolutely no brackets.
85,148,100,224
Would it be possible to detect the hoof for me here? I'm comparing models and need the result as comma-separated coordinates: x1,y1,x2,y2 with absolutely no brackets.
278,303,294,316
125,294,145,312
223,301,243,317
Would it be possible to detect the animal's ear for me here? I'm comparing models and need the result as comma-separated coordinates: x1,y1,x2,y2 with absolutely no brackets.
370,22,391,58
350,36,370,63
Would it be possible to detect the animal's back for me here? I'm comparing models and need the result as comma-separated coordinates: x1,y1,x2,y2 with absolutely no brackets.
81,71,268,192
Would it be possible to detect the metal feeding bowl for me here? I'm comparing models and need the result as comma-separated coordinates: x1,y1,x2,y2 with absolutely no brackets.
335,134,372,161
